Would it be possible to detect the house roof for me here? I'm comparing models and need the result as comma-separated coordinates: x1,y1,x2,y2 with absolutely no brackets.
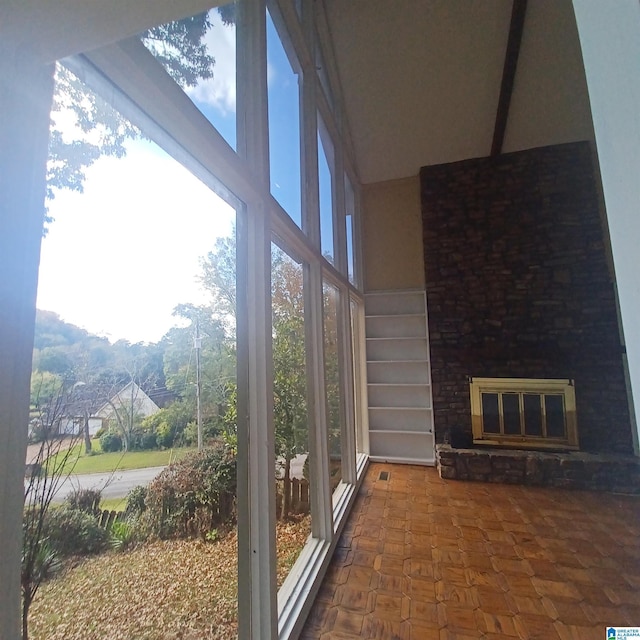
95,381,160,418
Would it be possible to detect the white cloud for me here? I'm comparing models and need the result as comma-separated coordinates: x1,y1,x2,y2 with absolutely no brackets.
37,139,235,344
185,11,236,115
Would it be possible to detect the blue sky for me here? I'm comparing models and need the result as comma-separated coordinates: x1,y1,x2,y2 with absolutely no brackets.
37,7,335,343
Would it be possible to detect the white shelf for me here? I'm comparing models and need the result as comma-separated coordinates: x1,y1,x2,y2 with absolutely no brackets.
364,290,435,464
365,291,426,315
366,338,429,361
369,456,436,467
368,406,433,431
367,361,430,384
366,313,425,319
366,314,427,339
369,430,434,460
368,383,431,409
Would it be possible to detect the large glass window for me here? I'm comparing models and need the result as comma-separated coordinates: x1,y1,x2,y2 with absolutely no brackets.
318,120,335,263
271,242,312,585
345,175,357,285
140,3,237,150
323,280,342,492
267,10,302,227
350,296,367,458
33,65,241,638
30,2,367,637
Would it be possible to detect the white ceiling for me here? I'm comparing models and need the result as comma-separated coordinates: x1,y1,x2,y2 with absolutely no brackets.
0,0,222,63
324,0,594,184
1,0,594,187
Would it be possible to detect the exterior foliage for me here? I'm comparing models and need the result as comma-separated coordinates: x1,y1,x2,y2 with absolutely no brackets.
142,444,237,539
43,506,110,557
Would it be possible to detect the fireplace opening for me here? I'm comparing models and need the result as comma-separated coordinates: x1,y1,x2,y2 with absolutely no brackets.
469,377,578,450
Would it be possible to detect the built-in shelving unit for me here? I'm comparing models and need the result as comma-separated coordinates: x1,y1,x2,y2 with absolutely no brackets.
365,290,435,465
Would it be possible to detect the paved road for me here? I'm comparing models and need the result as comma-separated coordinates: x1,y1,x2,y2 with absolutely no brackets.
52,465,166,500
51,454,306,501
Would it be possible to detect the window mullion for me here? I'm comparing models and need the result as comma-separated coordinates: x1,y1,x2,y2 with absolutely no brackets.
236,1,277,639
333,143,347,276
300,73,320,246
338,287,356,485
306,263,334,540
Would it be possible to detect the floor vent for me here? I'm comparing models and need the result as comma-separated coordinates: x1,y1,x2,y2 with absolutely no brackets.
378,471,389,481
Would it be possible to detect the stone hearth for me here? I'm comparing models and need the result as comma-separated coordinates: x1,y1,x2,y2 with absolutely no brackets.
436,443,640,494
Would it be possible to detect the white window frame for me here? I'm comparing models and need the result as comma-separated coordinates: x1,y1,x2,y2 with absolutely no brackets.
62,1,368,637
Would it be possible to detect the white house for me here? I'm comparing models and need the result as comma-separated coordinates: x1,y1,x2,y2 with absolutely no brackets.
57,416,104,438
95,381,160,425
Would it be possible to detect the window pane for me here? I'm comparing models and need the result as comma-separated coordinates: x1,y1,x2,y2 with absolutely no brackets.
350,297,364,456
39,65,240,636
323,281,342,491
318,123,334,263
523,394,543,436
502,393,520,435
345,176,356,285
267,10,302,227
140,3,237,149
545,394,566,438
271,243,311,587
481,393,500,434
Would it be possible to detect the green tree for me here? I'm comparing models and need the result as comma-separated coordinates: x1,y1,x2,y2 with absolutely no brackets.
198,234,237,330
198,236,310,516
161,304,235,440
140,400,193,448
271,247,308,516
46,11,222,223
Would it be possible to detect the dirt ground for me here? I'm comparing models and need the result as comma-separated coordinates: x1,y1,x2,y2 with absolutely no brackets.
25,436,75,465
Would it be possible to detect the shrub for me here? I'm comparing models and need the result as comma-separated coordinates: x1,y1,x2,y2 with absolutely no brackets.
155,420,175,449
65,488,102,514
125,485,147,518
100,432,122,452
44,506,110,557
110,520,136,552
129,428,157,451
143,443,236,539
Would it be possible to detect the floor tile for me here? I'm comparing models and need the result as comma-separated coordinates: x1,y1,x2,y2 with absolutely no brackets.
299,463,640,638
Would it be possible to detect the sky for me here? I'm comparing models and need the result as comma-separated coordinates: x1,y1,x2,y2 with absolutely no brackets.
37,9,238,345
37,141,235,344
36,6,335,344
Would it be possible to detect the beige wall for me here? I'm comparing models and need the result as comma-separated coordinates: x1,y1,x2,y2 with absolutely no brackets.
362,176,424,292
573,0,640,453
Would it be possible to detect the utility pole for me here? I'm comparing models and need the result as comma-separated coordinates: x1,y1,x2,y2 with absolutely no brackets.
195,321,203,450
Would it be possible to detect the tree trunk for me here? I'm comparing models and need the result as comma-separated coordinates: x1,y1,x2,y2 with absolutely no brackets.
83,412,91,454
282,456,291,519
22,594,30,640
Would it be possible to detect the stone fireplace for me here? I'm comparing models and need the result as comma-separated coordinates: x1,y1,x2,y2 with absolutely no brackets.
420,141,638,490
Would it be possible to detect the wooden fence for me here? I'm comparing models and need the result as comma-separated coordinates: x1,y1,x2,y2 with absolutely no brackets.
98,509,125,529
276,478,310,519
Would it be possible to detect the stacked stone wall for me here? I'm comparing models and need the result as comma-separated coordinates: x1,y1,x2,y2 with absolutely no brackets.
436,444,640,493
421,142,632,454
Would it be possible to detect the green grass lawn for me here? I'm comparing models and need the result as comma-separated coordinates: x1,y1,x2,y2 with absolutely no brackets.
55,440,195,475
99,497,127,512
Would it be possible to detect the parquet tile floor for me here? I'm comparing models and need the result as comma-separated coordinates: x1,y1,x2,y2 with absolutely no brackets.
299,462,640,639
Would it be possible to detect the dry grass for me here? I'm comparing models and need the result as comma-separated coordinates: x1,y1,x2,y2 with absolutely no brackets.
29,516,311,640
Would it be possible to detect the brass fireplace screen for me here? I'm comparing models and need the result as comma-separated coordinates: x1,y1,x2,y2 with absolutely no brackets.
470,377,578,449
